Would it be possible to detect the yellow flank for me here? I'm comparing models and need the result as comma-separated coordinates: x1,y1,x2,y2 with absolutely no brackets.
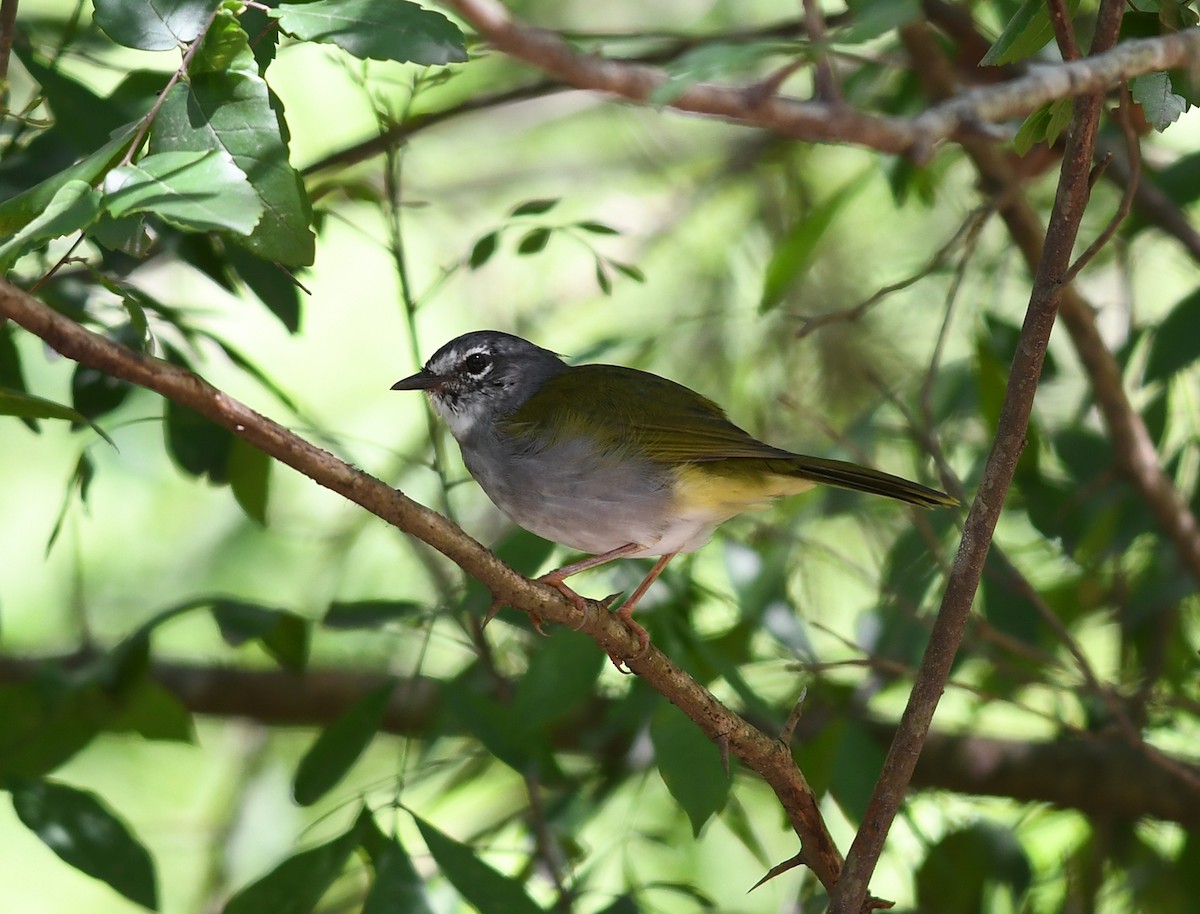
671,462,815,516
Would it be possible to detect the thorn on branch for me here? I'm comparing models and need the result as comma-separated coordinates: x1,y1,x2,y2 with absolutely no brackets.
1087,152,1113,190
749,851,808,892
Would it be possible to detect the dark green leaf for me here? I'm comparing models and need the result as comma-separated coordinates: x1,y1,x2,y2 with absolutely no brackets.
0,179,102,271
103,150,263,234
106,680,196,743
828,720,885,823
11,778,158,909
151,11,315,265
47,453,96,552
412,813,545,914
469,231,498,268
0,127,135,236
512,630,604,729
0,386,115,446
293,680,396,806
516,227,551,255
94,0,219,50
226,244,303,332
210,599,310,671
228,437,271,526
223,817,364,914
441,682,534,774
1145,287,1200,381
323,600,423,629
16,50,141,149
72,365,131,422
594,260,612,295
1013,99,1072,155
360,816,435,914
760,173,867,311
916,822,1032,914
510,198,559,216
650,704,729,836
164,397,234,482
981,0,1060,66
0,681,105,780
609,260,645,283
1131,72,1188,132
576,220,618,234
269,0,467,65
0,323,34,430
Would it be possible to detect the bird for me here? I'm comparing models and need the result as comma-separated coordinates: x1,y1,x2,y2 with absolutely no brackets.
392,330,956,666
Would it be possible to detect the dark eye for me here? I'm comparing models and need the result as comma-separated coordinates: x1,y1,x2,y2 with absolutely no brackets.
463,352,490,375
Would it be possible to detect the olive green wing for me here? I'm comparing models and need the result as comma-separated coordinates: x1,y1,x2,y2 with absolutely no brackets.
502,364,796,463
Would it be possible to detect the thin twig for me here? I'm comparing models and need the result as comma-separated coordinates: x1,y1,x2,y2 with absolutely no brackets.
1063,86,1141,283
1046,0,1081,60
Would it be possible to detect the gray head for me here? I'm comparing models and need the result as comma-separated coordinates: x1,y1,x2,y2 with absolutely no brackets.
391,330,568,440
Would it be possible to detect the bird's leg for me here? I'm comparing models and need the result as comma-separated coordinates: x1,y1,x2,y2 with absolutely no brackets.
610,552,677,667
536,542,645,614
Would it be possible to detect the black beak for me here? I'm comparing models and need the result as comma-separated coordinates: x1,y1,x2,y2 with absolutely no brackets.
390,368,441,391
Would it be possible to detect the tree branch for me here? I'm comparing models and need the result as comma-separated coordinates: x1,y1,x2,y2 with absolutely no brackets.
0,277,851,898
444,0,1200,157
3,653,1196,827
829,5,1129,910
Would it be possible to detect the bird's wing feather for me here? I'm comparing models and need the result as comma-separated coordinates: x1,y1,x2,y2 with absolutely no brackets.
501,365,796,463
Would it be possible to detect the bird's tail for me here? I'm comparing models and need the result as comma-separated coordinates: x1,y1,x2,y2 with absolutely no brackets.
771,455,957,508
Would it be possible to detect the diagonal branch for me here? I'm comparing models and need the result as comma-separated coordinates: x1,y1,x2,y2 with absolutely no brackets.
828,4,1131,910
444,0,1200,157
0,277,852,899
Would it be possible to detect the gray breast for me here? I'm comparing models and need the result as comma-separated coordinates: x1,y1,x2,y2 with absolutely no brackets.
458,430,676,555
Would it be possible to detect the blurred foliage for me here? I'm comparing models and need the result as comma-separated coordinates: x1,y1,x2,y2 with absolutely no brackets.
1,0,1199,912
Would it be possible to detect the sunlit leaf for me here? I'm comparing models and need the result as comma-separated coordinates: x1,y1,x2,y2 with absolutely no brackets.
0,179,101,272
11,779,158,910
151,10,315,265
981,0,1064,66
104,151,263,234
94,0,219,51
269,0,467,65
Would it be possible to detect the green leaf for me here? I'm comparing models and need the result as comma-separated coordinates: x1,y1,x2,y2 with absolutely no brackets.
650,42,777,106
224,817,364,914
760,173,868,312
650,704,729,836
0,127,136,236
0,682,105,780
916,822,1032,914
106,680,196,743
94,0,219,50
981,0,1070,66
164,397,234,482
1131,72,1189,132
0,323,33,430
411,813,545,914
1013,98,1073,155
269,0,467,65
72,364,132,422
90,214,154,256
226,244,302,333
0,386,116,446
103,150,263,234
228,437,271,526
510,198,559,216
594,260,612,295
1146,288,1200,381
323,600,423,629
828,719,885,823
360,815,435,914
292,680,396,806
511,630,603,730
0,179,101,272
210,598,311,671
469,230,498,268
609,260,645,283
576,220,618,234
151,11,315,265
839,0,921,44
516,227,551,255
11,779,158,910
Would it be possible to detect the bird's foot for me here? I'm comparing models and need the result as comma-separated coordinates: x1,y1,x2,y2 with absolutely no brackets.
608,604,650,674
